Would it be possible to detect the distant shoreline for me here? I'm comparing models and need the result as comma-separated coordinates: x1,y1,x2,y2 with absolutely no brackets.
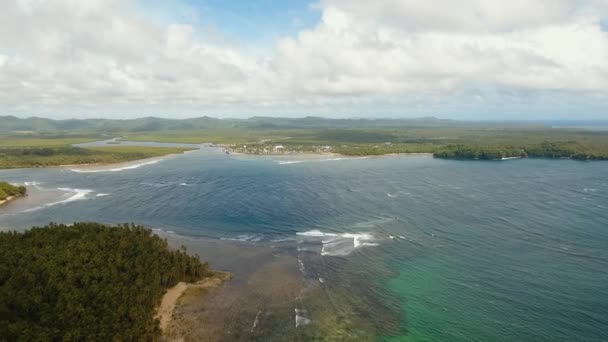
62,154,174,173
222,144,433,158
0,150,192,171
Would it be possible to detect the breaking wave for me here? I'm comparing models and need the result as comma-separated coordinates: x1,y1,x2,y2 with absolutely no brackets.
296,229,379,256
220,234,263,242
23,188,93,212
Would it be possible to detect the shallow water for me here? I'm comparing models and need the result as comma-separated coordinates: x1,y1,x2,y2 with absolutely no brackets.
1,147,607,341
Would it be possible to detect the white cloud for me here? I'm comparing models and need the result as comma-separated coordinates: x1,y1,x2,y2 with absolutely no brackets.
276,1,608,96
0,0,607,118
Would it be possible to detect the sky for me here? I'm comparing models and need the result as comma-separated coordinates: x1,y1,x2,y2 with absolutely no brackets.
0,0,607,120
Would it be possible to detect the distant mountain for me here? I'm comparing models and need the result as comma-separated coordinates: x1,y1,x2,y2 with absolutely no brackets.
0,115,555,134
0,115,225,133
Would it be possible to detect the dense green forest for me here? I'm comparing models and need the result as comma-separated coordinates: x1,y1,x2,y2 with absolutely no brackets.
0,223,211,341
433,141,608,160
0,182,26,201
0,146,191,169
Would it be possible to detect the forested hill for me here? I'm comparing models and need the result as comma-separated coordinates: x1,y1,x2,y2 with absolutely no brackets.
0,223,211,341
0,115,548,133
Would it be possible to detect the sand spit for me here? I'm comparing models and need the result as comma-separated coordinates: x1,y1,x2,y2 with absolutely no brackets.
156,272,232,333
0,195,22,206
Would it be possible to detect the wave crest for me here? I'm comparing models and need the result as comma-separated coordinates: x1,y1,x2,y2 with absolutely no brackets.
23,188,93,212
296,230,378,256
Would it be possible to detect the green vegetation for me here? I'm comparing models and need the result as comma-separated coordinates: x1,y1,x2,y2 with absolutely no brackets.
1,115,608,161
0,137,99,148
434,141,608,160
225,127,608,160
433,145,525,160
0,182,26,201
0,146,192,169
0,222,211,341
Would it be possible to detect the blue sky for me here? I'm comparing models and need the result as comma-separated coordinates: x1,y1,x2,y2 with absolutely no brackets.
0,0,607,120
146,0,320,48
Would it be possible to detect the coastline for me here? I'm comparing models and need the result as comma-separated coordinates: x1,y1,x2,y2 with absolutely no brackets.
156,232,308,341
0,147,196,171
226,148,432,158
154,230,391,340
382,152,433,156
62,149,196,170
0,194,22,206
64,154,174,172
156,271,232,333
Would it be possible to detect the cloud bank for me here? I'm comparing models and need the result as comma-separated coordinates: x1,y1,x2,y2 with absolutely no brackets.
0,0,607,118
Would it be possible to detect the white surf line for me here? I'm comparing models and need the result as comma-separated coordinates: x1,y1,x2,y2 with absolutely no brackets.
250,309,263,333
70,158,163,173
278,156,369,165
22,188,93,212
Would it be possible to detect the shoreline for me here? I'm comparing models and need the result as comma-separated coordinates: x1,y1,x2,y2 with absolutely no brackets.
156,271,232,333
61,150,195,170
227,149,433,158
5,141,602,169
63,154,173,172
0,153,186,172
0,194,23,206
0,147,197,171
156,231,307,340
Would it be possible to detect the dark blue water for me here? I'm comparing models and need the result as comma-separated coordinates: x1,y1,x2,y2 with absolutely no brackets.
1,148,607,341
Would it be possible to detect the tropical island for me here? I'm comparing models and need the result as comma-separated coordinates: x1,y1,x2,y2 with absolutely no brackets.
0,222,221,341
1,116,608,168
0,181,27,205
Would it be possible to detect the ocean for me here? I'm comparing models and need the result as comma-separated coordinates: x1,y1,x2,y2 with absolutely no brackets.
1,146,607,341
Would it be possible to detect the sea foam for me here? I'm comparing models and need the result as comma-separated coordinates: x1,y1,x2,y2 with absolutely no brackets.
278,157,368,165
22,188,93,212
219,234,263,242
296,230,378,256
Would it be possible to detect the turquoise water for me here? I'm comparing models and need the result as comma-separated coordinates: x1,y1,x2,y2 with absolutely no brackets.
1,148,607,340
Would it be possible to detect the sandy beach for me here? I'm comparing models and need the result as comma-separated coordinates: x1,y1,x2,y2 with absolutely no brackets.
0,195,20,206
156,271,232,332
156,233,307,341
65,155,174,173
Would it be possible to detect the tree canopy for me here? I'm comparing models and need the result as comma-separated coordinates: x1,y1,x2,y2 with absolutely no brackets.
0,181,26,201
0,222,210,341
